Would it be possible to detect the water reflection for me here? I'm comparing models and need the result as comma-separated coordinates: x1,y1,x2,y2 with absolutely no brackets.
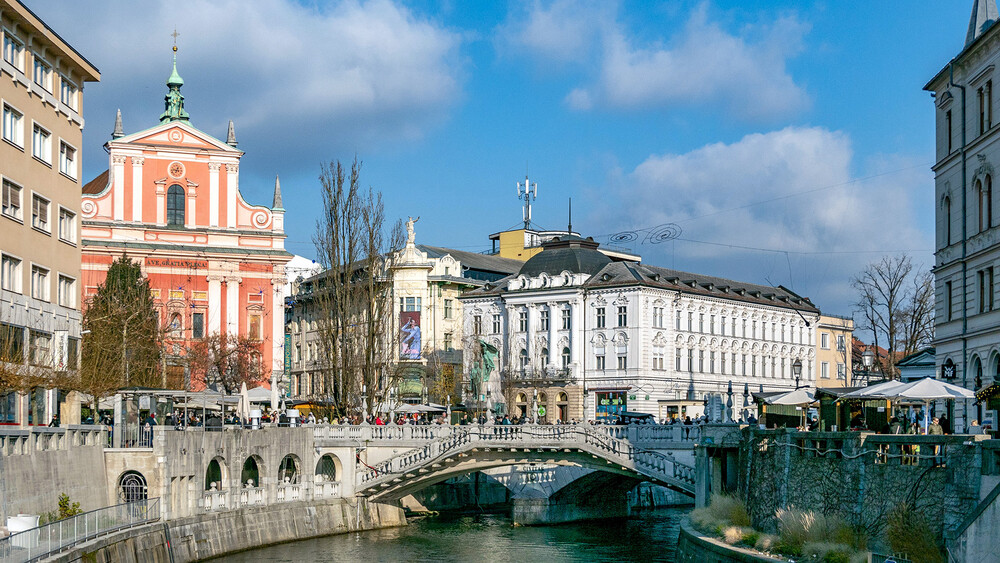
216,508,689,563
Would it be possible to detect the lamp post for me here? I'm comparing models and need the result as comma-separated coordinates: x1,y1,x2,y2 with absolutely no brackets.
792,358,802,389
861,348,874,386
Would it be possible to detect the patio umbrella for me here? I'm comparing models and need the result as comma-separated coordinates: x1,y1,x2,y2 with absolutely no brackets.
764,388,816,406
238,382,251,423
886,378,975,433
247,386,273,403
839,380,910,400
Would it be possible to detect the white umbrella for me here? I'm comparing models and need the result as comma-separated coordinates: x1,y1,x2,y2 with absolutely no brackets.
247,386,273,403
238,382,251,423
839,380,910,400
270,383,279,411
887,377,976,401
764,388,816,406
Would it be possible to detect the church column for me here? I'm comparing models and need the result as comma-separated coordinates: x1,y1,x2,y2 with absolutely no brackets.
130,157,143,222
208,163,220,227
112,155,126,221
185,184,197,229
225,164,238,228
155,181,166,225
271,278,285,391
547,302,557,367
207,275,222,336
225,275,241,336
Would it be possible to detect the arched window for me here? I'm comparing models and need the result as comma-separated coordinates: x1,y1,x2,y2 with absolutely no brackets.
118,470,148,502
561,347,571,368
515,393,527,418
537,392,548,422
315,454,338,483
205,458,223,491
167,184,185,227
557,392,568,422
540,347,548,365
241,456,260,488
519,349,528,370
278,455,299,485
169,312,182,338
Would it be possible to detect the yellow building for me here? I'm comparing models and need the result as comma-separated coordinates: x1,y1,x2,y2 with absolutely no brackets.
815,314,854,388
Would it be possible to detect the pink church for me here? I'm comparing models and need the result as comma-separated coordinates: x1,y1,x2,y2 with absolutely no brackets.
80,52,291,390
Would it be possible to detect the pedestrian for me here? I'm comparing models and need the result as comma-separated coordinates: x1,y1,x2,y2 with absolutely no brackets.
48,414,59,427
928,417,944,435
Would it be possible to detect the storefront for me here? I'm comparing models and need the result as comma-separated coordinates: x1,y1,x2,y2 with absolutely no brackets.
657,399,703,421
595,390,627,421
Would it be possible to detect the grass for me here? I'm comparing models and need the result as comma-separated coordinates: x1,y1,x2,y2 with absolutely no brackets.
886,502,944,563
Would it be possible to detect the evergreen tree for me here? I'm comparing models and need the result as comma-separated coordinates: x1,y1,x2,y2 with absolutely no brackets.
80,255,162,404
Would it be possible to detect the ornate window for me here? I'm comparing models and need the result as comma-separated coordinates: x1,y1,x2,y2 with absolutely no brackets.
561,346,571,368
167,185,185,226
118,470,148,502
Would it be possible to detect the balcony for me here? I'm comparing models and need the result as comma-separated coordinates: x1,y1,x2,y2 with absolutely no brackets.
509,367,572,383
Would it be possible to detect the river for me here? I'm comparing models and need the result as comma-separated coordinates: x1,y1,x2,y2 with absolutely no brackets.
216,507,690,563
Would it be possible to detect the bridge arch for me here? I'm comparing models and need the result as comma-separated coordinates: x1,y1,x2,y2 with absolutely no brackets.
241,454,264,488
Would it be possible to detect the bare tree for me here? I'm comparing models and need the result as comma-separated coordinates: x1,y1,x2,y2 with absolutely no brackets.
312,159,400,417
186,332,267,394
852,255,934,378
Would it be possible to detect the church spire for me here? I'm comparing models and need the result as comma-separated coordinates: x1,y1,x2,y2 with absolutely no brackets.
159,39,190,124
967,0,999,47
112,108,124,139
272,176,284,210
227,120,237,147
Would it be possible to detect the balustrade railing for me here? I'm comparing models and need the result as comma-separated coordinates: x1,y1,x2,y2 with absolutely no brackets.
0,498,159,563
204,490,228,511
355,424,695,493
276,484,301,502
238,487,265,506
313,481,341,498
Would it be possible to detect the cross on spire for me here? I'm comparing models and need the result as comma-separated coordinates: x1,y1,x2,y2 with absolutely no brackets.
171,28,180,48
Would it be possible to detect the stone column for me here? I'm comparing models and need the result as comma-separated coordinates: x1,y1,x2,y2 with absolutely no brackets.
208,162,221,227
112,155,126,221
547,302,557,367
225,275,240,336
526,304,536,366
131,156,144,222
185,184,197,229
207,275,223,336
225,164,238,228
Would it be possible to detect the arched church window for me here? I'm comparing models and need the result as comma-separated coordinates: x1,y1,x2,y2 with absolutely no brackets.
167,184,185,226
944,195,952,246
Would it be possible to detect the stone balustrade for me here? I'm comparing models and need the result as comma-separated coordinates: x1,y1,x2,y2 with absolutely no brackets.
0,425,105,455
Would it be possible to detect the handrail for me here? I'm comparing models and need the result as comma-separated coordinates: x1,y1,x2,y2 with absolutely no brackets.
355,424,695,494
0,498,160,563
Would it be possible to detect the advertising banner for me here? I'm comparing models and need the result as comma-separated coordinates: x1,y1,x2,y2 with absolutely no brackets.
399,311,421,360
284,334,291,377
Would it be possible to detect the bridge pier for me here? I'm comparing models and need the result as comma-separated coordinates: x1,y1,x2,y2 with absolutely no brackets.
511,495,631,526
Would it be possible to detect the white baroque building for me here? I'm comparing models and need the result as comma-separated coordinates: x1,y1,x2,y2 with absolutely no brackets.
460,235,821,422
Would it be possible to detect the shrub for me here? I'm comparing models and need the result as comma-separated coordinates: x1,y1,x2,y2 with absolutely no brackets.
722,526,746,545
802,541,852,563
707,494,751,527
754,533,778,552
886,503,944,563
57,493,82,520
741,530,760,547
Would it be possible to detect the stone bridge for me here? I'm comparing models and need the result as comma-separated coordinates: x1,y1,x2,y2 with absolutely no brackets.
313,424,700,503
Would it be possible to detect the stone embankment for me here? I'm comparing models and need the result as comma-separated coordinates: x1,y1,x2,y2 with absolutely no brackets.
44,498,404,563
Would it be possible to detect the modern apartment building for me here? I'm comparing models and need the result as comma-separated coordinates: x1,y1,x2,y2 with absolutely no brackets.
0,0,99,425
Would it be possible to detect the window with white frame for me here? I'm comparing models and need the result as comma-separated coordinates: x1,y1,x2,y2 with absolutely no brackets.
2,178,21,220
59,75,77,110
561,308,571,330
539,310,549,331
443,298,453,319
518,310,527,332
3,32,25,71
821,332,829,349
401,296,421,312
29,330,51,366
473,315,482,335
30,265,49,301
821,361,830,379
675,348,682,370
836,334,846,352
617,306,627,327
653,345,665,370
3,104,23,147
59,141,76,179
57,274,74,308
596,354,606,370
837,363,846,380
653,307,664,328
32,54,51,91
596,307,605,328
1,254,21,292
31,194,49,232
444,332,453,350
617,355,627,370
58,208,75,242
561,346,570,368
32,124,51,163
492,314,501,334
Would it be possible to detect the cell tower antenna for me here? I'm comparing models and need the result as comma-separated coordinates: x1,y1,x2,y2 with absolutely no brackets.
568,198,572,233
516,175,537,230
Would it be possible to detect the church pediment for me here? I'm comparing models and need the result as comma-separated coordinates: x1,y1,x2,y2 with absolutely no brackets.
114,122,240,154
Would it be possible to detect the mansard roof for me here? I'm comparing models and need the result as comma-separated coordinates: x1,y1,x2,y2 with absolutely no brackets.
419,245,523,276
465,259,820,314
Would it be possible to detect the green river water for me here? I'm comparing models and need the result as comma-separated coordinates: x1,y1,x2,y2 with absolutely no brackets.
215,507,690,563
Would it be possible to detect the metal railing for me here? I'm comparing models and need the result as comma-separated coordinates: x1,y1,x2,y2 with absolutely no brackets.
0,498,159,563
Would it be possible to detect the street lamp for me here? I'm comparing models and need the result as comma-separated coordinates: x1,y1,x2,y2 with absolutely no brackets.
792,358,802,389
861,348,874,385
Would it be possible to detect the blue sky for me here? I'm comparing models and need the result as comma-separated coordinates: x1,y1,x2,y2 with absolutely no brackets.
28,0,972,318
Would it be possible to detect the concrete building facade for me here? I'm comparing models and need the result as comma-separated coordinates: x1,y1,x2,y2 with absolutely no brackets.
0,0,100,425
925,0,1000,430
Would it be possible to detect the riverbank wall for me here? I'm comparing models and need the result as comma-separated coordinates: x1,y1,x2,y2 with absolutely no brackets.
44,498,405,563
675,518,784,563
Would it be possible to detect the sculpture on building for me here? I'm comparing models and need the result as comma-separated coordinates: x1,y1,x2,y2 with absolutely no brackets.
406,216,420,246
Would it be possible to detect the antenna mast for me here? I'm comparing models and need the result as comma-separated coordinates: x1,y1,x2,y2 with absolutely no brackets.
516,175,537,230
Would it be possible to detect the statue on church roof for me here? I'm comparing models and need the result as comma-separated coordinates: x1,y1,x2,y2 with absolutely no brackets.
406,216,420,246
159,43,190,124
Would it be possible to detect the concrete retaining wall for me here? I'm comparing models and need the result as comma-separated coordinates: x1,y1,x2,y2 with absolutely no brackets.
675,519,784,563
45,498,405,563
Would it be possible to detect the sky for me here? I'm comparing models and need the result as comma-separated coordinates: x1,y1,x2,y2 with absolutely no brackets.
26,0,973,319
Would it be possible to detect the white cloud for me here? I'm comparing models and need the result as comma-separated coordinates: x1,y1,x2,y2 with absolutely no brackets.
29,0,463,176
502,2,810,120
598,127,933,313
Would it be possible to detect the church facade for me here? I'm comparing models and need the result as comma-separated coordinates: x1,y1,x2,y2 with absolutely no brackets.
80,52,291,390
